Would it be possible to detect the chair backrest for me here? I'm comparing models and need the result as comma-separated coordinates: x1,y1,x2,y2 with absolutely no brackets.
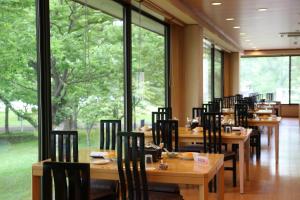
244,97,255,110
151,111,168,145
204,102,220,112
192,107,206,126
100,120,121,150
213,98,223,111
203,112,222,154
266,93,274,101
117,132,148,200
235,94,243,103
156,120,179,152
42,161,90,200
234,103,248,127
50,130,78,162
158,107,172,119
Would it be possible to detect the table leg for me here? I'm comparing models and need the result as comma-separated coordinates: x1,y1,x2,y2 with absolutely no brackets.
217,164,224,200
198,177,208,200
245,138,250,181
275,125,279,164
239,141,245,194
268,127,271,146
32,175,41,200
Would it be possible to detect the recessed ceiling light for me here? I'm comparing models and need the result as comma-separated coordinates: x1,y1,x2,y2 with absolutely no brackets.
257,8,268,12
245,39,251,42
226,18,235,21
233,26,240,29
212,2,222,6
240,32,246,36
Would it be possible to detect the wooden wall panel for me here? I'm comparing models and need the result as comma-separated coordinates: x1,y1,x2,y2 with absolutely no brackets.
280,104,299,118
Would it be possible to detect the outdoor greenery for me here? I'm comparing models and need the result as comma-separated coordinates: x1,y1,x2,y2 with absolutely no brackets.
0,0,166,199
240,56,300,104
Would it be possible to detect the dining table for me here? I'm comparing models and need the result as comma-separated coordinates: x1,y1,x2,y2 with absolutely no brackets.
32,149,224,200
222,108,273,115
143,127,252,194
248,117,282,164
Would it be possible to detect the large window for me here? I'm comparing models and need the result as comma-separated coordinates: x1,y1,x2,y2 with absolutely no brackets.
203,41,212,103
240,56,290,104
203,40,224,102
50,0,124,148
291,56,300,103
0,0,38,199
131,11,166,129
214,49,223,98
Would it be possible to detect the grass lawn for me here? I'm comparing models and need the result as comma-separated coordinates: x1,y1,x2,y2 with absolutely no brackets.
0,129,100,200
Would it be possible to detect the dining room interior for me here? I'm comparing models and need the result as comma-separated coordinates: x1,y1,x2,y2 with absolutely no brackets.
1,0,300,199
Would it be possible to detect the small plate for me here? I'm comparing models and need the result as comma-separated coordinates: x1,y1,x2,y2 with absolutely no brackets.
91,159,111,165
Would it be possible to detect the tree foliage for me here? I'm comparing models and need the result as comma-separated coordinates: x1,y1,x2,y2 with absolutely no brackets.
0,0,166,138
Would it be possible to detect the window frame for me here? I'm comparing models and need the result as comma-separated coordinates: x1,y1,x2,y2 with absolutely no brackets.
37,0,170,159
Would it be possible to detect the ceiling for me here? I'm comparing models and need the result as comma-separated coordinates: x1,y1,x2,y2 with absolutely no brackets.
147,0,300,51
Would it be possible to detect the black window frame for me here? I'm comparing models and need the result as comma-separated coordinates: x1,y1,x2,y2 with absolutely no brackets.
37,0,170,160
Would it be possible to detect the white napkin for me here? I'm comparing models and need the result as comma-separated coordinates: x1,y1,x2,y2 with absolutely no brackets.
90,152,108,158
232,127,241,131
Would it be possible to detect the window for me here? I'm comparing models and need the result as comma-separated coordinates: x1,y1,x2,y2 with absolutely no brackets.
214,49,223,98
240,57,289,103
50,0,124,148
131,11,166,128
203,40,224,102
203,41,212,103
0,0,38,199
291,56,300,103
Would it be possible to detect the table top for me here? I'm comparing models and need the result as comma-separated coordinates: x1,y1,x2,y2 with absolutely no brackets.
248,117,282,125
222,108,272,115
144,127,252,143
32,149,224,184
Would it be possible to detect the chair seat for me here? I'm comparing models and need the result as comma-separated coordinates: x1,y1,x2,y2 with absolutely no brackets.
90,187,115,200
179,144,203,152
149,191,183,200
90,179,117,190
223,151,236,161
148,183,180,194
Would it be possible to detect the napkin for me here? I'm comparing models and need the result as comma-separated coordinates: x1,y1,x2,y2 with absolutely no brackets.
232,127,241,131
90,152,108,158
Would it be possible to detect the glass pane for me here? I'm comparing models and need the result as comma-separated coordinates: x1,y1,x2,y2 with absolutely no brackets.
291,56,300,103
132,11,166,129
214,50,222,98
203,41,212,103
50,0,124,148
0,0,38,199
240,57,289,103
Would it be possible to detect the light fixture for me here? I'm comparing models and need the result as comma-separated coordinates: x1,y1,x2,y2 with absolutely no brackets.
212,2,222,6
226,18,234,21
240,32,246,36
233,26,240,29
245,39,251,42
257,8,268,12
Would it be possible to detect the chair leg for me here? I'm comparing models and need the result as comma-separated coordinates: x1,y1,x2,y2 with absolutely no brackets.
233,156,237,187
256,135,261,159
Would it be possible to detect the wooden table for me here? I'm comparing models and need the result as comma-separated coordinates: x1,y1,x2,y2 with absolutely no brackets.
32,149,224,200
248,117,281,164
144,127,251,194
222,108,272,115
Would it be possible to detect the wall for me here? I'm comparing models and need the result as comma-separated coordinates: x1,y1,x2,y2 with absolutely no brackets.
170,24,203,126
223,52,240,96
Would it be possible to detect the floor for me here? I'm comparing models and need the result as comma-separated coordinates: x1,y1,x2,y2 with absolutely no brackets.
180,118,300,200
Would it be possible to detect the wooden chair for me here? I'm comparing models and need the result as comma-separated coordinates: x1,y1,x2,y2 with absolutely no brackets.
117,132,183,200
155,120,179,152
158,107,172,119
151,111,168,145
100,120,121,150
203,112,237,187
50,130,78,162
43,162,113,200
192,107,206,127
234,104,261,159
